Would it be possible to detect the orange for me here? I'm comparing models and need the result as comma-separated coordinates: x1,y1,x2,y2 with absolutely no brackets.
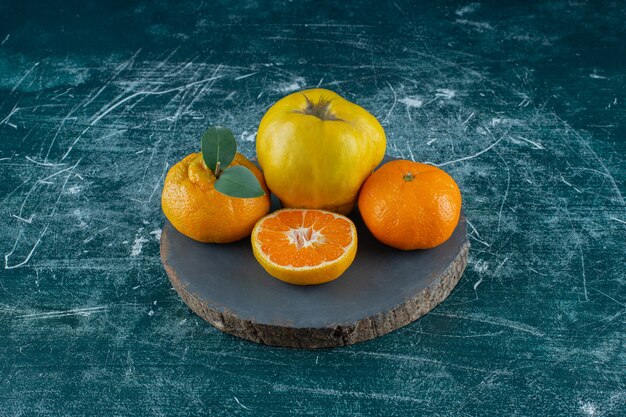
161,152,270,243
251,209,357,285
358,160,462,250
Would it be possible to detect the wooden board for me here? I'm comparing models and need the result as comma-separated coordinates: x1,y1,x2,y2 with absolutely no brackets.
160,183,469,348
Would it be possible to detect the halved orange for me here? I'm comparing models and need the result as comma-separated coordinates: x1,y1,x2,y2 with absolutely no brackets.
251,209,358,285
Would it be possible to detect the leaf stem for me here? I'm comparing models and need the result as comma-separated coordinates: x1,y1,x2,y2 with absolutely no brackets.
215,161,221,178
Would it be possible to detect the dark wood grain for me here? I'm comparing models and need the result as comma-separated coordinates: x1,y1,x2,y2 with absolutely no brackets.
161,209,469,348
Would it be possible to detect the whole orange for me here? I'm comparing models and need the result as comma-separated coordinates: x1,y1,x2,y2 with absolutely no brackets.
358,160,462,250
161,152,270,243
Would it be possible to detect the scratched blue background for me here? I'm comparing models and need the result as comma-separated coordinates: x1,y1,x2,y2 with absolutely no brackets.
1,1,625,415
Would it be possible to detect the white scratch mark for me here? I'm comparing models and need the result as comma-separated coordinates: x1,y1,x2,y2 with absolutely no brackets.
38,164,76,182
11,62,39,94
419,330,504,338
461,111,475,127
469,234,491,247
406,145,416,162
473,277,483,291
432,128,510,167
529,267,547,276
301,23,373,28
382,81,397,124
496,150,510,232
25,156,66,167
581,141,624,205
147,162,169,203
234,72,258,81
491,117,505,127
580,402,597,416
590,288,626,308
435,89,456,99
456,3,480,16
1,34,9,46
1,103,20,126
149,229,162,241
130,235,148,257
11,214,34,224
400,96,423,120
399,97,424,108
19,306,108,319
4,225,49,269
557,115,623,205
560,174,581,193
455,19,493,31
515,135,544,150
563,206,589,301
83,227,109,244
466,218,481,238
272,384,425,404
274,77,305,93
473,259,488,274
5,160,78,269
426,138,437,145
392,1,407,16
234,397,251,410
44,102,82,162
580,243,588,301
241,131,257,142
88,75,223,127
340,350,490,373
589,73,607,80
431,312,545,337
495,257,509,273
609,216,626,225
316,78,324,87
66,185,82,194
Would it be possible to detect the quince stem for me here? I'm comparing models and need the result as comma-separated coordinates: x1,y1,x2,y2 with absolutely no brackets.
215,161,221,178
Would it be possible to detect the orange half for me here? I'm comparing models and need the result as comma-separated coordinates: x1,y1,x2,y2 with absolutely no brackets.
251,209,358,285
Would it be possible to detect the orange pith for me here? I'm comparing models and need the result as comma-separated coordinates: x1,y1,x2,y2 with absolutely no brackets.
251,209,357,285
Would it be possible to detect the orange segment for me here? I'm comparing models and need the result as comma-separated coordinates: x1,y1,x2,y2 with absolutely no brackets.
251,209,358,285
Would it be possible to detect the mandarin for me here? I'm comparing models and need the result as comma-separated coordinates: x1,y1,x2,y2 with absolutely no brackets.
161,152,270,243
358,160,462,250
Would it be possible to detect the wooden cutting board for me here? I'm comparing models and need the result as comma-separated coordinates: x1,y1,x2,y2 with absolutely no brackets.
160,168,469,349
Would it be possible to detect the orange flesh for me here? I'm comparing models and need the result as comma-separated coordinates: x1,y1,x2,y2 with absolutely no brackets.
256,210,353,268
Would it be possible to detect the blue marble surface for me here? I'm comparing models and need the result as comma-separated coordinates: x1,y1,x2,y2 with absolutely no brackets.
0,1,624,415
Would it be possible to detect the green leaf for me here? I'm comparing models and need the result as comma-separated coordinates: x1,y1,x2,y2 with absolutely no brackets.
214,165,266,198
201,126,237,175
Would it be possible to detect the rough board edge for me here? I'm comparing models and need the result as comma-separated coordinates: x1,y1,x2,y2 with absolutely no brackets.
161,228,470,349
